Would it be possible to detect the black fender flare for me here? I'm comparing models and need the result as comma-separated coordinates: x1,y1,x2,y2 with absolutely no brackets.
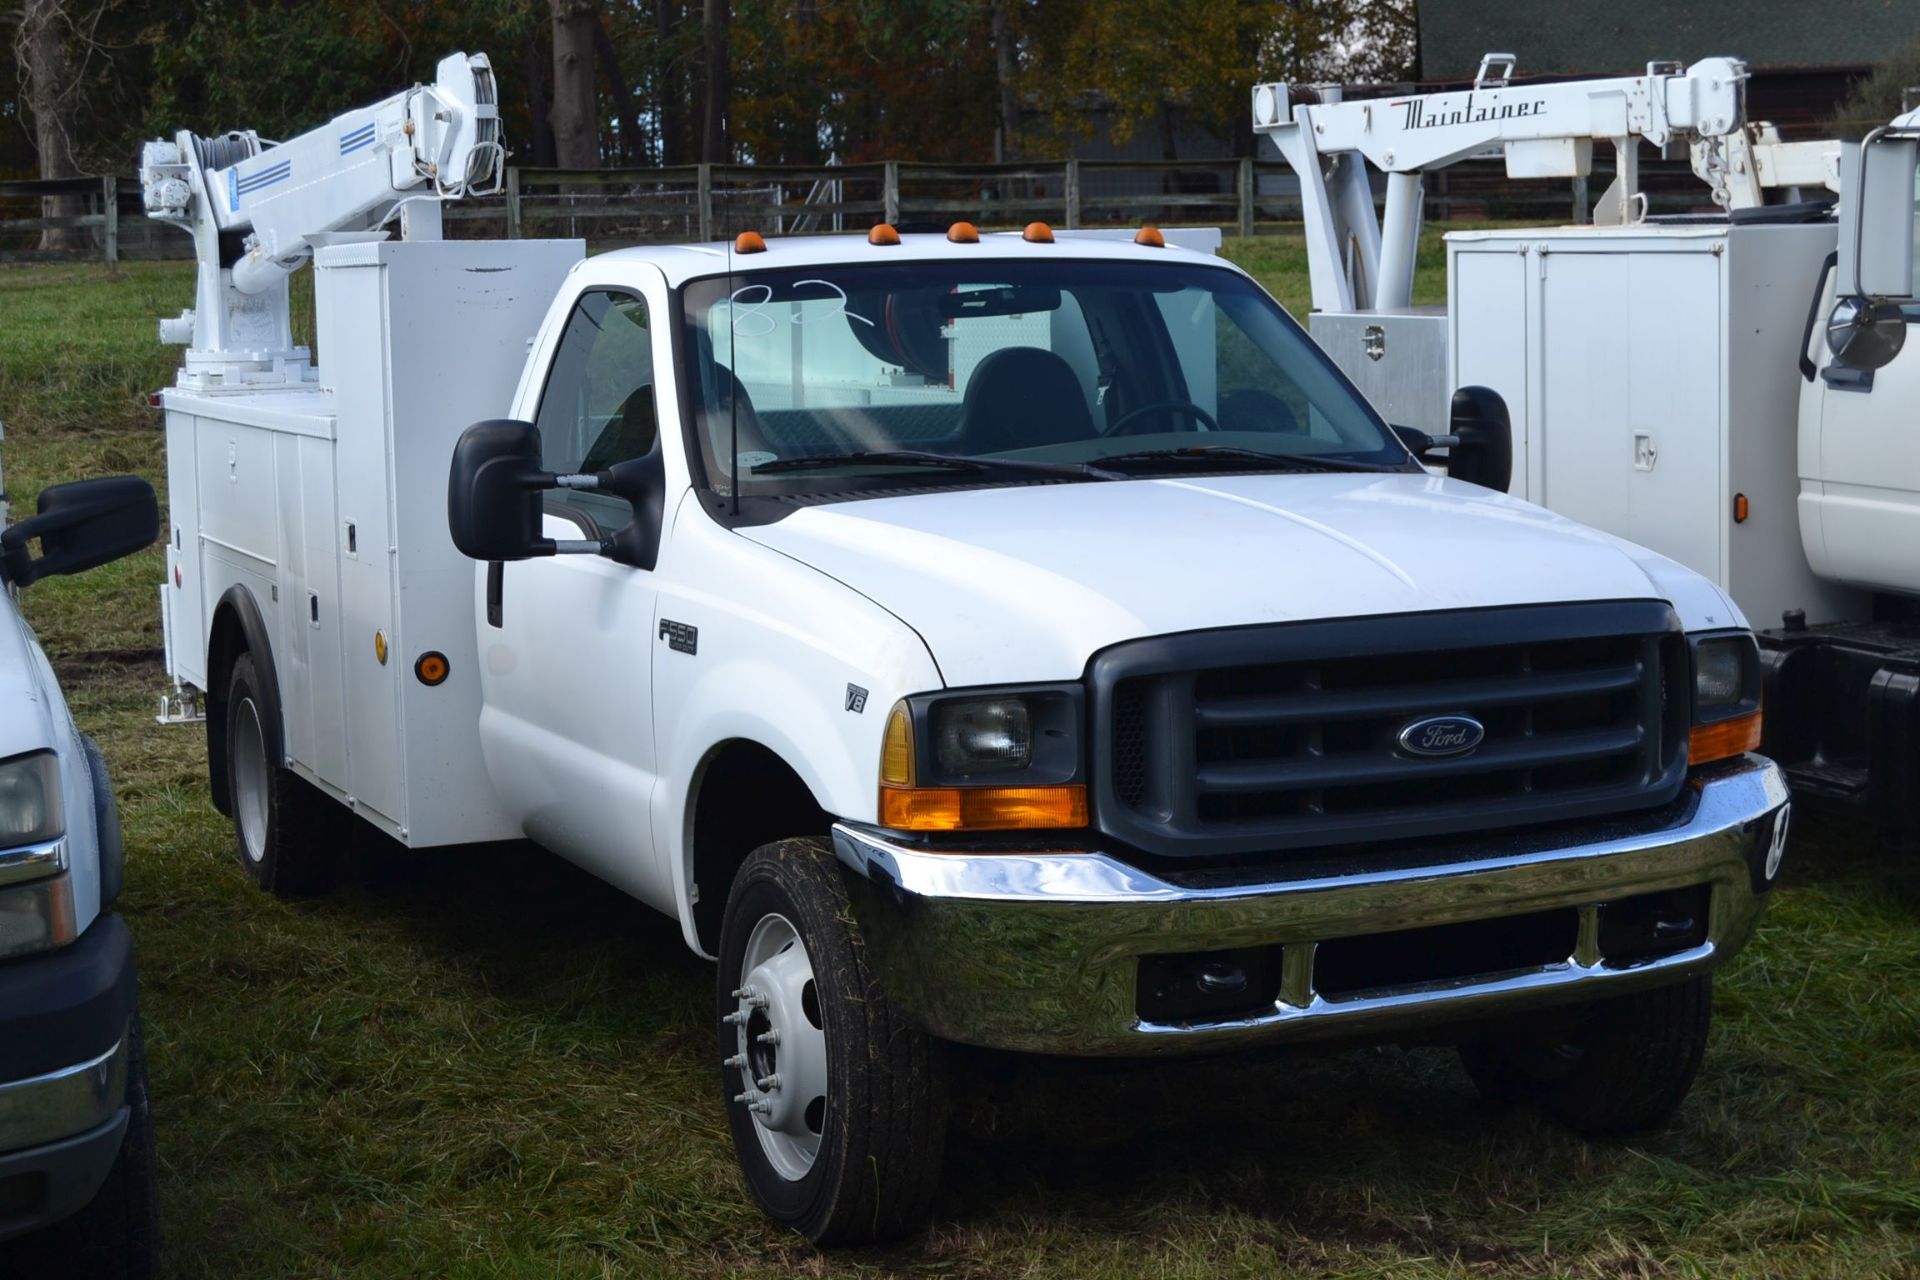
80,734,124,910
205,583,283,816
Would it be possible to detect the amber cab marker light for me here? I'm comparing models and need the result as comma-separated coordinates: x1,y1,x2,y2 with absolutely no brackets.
1689,710,1763,766
1023,221,1054,243
947,221,980,244
1135,225,1166,247
734,230,767,254
868,223,901,246
879,784,1088,832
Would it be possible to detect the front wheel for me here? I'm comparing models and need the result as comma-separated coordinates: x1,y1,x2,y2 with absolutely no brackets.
716,838,947,1244
1458,975,1713,1135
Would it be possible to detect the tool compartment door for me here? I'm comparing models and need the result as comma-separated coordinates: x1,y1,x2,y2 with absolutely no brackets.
1537,246,1724,580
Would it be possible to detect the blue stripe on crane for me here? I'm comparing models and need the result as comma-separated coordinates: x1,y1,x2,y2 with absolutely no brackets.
339,123,377,155
235,160,291,194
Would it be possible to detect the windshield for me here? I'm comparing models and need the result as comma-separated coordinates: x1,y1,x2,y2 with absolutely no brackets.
677,258,1408,498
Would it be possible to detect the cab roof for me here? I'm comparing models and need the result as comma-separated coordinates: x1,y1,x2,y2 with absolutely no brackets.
594,229,1238,290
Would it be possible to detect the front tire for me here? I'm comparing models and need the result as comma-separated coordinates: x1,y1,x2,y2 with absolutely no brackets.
224,653,344,896
716,838,947,1244
1459,975,1713,1135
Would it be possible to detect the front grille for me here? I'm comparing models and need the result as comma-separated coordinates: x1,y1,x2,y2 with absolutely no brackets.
1092,603,1689,858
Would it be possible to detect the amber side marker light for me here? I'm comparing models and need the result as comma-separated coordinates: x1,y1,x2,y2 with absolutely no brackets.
415,651,450,687
1135,225,1166,247
868,223,901,246
947,221,980,243
734,230,767,254
1689,710,1762,766
880,784,1089,832
1733,492,1750,523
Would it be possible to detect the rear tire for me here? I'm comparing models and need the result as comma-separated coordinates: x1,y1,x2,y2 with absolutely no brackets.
1459,975,1713,1135
716,838,947,1244
224,652,344,896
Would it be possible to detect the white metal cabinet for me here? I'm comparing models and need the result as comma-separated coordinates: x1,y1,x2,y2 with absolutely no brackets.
1450,222,1863,630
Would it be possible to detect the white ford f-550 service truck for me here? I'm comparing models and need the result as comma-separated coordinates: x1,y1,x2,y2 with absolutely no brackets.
146,56,1792,1244
0,443,159,1272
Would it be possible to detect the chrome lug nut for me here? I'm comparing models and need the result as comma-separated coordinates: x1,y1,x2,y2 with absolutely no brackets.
757,1073,783,1091
755,1029,781,1046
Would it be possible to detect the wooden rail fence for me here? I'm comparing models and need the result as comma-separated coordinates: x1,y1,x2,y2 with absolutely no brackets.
4,156,1718,263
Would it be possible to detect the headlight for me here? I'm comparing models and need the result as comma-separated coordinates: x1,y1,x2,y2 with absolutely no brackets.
878,686,1086,831
1688,633,1762,766
934,698,1033,775
0,751,62,848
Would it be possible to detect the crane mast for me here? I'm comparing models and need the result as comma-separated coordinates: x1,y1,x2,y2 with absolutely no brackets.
139,51,504,391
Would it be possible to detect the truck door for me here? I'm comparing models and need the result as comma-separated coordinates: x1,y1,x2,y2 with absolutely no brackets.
1801,135,1920,597
477,289,669,909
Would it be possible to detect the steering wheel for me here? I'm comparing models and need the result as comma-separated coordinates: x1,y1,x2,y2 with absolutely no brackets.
1098,399,1220,438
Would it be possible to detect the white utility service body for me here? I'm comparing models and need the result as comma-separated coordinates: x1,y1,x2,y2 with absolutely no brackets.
149,53,1794,1243
1259,57,1920,833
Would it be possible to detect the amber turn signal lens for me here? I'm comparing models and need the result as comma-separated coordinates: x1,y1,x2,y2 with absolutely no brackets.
868,223,901,245
1134,225,1166,247
1023,221,1054,243
947,221,980,243
734,230,767,253
879,784,1088,832
414,651,450,687
880,702,915,786
1689,710,1762,766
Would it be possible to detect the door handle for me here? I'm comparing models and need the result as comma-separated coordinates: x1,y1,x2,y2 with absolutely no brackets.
486,561,504,628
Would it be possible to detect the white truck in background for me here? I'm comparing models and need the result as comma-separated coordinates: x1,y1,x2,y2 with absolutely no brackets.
0,445,160,1273
146,56,1791,1244
1257,56,1920,840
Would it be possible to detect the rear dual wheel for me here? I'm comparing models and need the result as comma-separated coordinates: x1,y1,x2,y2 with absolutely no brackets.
715,838,947,1244
223,653,347,896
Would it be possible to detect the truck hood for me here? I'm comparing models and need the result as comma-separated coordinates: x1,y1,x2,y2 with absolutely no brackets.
0,597,57,760
741,472,1742,688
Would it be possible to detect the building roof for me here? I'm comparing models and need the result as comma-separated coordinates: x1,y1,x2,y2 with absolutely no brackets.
1418,0,1918,79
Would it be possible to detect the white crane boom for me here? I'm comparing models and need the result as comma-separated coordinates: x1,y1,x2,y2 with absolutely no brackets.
1252,54,1750,313
139,51,504,390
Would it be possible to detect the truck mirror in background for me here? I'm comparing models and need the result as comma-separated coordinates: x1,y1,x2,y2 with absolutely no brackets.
0,475,158,588
1825,295,1907,371
447,419,557,561
1836,135,1917,299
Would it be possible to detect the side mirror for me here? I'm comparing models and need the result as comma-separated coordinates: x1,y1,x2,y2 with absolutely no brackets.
1825,295,1907,372
1443,386,1513,492
1,475,158,588
446,418,668,570
1391,388,1513,492
447,419,558,561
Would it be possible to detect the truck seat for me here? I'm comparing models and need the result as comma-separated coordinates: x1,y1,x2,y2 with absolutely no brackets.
960,347,1095,453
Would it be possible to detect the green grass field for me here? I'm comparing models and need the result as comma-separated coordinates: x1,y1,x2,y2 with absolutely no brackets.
0,243,1916,1278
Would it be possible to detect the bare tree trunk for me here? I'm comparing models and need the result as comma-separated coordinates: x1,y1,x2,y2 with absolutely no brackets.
550,0,600,169
991,0,1019,162
18,0,89,253
593,15,643,164
523,26,557,168
656,0,687,166
699,0,728,163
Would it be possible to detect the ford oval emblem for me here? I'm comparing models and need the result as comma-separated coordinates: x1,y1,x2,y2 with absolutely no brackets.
1397,714,1485,758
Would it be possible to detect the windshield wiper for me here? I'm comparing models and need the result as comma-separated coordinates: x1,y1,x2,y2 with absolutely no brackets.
751,450,1122,481
1092,446,1409,474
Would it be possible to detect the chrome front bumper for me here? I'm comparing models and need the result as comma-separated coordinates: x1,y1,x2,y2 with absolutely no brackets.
833,755,1791,1055
0,1027,129,1155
